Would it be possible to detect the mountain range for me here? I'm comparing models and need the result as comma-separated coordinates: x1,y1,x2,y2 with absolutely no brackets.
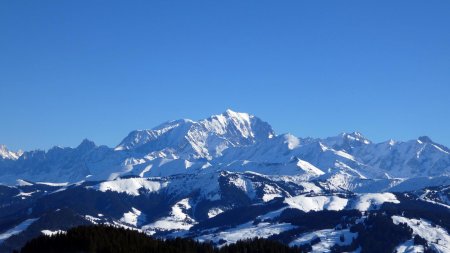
0,110,449,253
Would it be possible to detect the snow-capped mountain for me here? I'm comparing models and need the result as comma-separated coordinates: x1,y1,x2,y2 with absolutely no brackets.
0,109,449,189
115,109,274,158
1,110,450,252
0,145,22,160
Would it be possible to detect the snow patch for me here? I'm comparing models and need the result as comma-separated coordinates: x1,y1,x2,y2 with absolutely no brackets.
208,208,224,218
394,239,424,253
16,179,33,186
41,230,66,236
296,160,325,176
352,193,399,211
284,195,348,212
85,215,101,224
289,229,357,252
142,198,196,234
0,218,38,243
36,182,69,187
94,178,167,196
120,207,146,227
392,216,450,253
197,222,296,246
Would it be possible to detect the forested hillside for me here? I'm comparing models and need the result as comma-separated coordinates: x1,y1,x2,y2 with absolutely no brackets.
19,225,304,253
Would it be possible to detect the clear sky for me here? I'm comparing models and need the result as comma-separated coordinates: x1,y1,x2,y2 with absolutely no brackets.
1,0,449,151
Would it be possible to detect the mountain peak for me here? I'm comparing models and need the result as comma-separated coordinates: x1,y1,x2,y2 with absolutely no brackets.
2,111,450,185
115,110,275,159
214,110,274,140
223,108,248,117
322,131,371,152
0,144,23,160
77,139,97,150
216,109,253,123
224,108,237,114
388,139,396,146
417,136,433,144
342,131,371,144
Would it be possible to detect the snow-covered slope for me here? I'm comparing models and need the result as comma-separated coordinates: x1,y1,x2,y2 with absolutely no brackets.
142,198,196,235
0,109,450,253
1,109,449,188
197,222,296,246
0,145,22,160
0,219,38,243
284,195,348,212
93,177,168,196
392,216,450,253
289,228,357,252
0,169,448,252
115,109,274,160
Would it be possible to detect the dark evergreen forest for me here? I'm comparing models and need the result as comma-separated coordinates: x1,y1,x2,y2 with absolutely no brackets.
18,225,305,253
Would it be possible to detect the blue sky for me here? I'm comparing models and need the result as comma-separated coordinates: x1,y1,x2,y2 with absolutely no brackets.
1,1,449,150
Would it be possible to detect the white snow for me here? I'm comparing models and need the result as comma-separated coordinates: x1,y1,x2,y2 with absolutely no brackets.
16,191,37,198
229,176,248,192
297,182,324,194
352,193,399,211
256,208,287,220
284,195,348,212
0,145,22,160
282,193,399,213
432,144,449,154
41,230,66,236
289,229,357,252
85,215,101,224
16,179,33,186
334,150,357,161
296,160,325,176
1,110,450,190
0,218,38,243
262,193,282,202
139,164,153,177
115,109,274,161
392,215,450,253
260,184,283,202
94,178,167,196
142,198,196,234
120,207,145,227
36,182,69,187
197,222,296,246
394,239,424,253
208,208,224,218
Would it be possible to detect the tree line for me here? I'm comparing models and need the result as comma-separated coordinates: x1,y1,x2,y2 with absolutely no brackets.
18,225,306,253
